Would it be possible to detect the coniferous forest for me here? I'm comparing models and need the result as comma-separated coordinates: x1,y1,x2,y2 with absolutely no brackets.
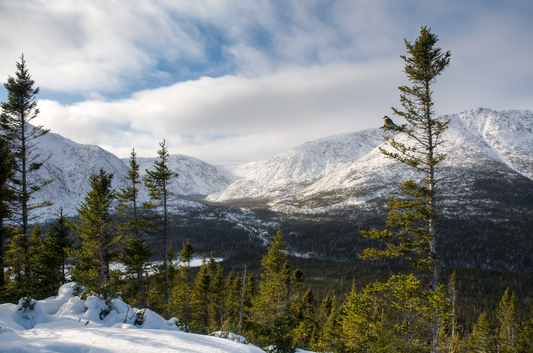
1,28,533,353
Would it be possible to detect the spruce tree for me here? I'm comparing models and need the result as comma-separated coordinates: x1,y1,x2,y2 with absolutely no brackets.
517,302,533,353
209,265,226,330
4,224,41,299
225,271,244,331
496,288,517,353
191,254,212,333
171,238,195,329
0,54,52,242
32,209,72,299
466,312,493,353
68,169,117,299
116,148,154,308
251,230,303,351
252,231,290,328
144,140,177,319
359,26,451,352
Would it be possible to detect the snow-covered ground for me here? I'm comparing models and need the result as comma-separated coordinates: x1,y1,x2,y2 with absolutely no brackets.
0,283,263,353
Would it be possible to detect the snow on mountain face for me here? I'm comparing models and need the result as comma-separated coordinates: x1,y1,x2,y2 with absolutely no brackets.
133,155,233,197
29,130,132,219
454,108,533,178
28,131,231,220
26,108,533,220
205,129,385,203
270,108,533,214
214,161,267,182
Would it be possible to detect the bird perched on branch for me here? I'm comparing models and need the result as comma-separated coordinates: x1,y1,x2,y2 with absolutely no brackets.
383,116,396,127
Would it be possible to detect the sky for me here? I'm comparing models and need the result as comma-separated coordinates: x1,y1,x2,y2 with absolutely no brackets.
0,0,532,164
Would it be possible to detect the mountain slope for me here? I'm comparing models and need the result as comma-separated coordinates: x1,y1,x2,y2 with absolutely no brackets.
134,155,233,198
30,130,132,219
29,131,232,219
270,108,533,214
205,128,385,204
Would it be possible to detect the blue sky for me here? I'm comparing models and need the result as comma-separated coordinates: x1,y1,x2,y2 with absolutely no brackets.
1,0,532,163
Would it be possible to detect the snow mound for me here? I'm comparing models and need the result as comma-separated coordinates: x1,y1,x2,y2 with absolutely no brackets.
0,283,265,352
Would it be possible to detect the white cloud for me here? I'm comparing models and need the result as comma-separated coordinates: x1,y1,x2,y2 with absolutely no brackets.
2,0,533,165
0,0,207,93
35,60,404,163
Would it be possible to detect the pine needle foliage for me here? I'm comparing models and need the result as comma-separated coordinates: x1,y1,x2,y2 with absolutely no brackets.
116,148,154,308
517,303,533,353
1,55,52,295
0,54,53,237
31,209,73,299
342,274,450,353
360,25,451,289
496,288,517,353
144,140,178,319
465,312,493,353
359,26,451,353
68,169,118,299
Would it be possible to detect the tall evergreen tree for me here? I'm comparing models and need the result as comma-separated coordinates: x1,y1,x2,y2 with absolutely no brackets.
4,224,41,299
466,312,493,353
251,230,304,351
209,265,226,330
32,209,72,299
191,254,212,333
68,169,117,299
359,26,451,352
496,288,517,353
116,148,154,307
0,54,52,239
144,140,178,319
170,238,195,330
225,271,244,332
0,55,52,291
517,302,533,353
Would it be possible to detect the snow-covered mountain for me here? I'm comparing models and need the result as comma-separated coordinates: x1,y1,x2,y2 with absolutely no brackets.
214,161,267,182
269,108,533,214
28,108,533,221
205,129,385,204
132,155,233,198
29,131,232,219
29,130,132,219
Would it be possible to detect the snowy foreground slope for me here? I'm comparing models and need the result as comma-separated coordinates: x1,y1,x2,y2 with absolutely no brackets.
0,283,264,353
29,131,232,220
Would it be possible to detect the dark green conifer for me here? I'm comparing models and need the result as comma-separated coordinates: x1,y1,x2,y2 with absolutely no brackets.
517,302,533,353
0,54,52,242
466,312,493,353
359,26,451,353
0,55,52,291
32,209,72,299
496,288,518,353
170,238,195,330
68,169,117,299
144,140,177,319
191,254,212,333
116,148,154,308
251,230,303,351
209,265,226,330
